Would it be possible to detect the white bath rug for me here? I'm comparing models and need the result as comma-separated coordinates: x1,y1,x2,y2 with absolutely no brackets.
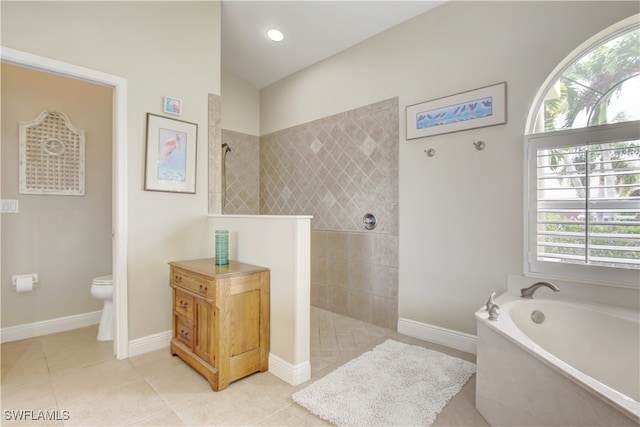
292,339,476,427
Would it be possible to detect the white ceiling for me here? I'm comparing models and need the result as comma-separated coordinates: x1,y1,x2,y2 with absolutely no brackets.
221,1,445,89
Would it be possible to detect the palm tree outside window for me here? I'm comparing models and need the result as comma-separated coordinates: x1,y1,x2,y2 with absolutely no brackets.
526,18,639,287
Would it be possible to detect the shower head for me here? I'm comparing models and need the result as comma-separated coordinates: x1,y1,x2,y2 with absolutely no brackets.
222,143,233,154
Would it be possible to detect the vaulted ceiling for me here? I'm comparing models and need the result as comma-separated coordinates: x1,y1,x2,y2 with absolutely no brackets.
221,1,445,88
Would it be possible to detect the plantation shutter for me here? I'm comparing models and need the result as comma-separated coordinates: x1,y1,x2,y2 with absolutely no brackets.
527,122,640,284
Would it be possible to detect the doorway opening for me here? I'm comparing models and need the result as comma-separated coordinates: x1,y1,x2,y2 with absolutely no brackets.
1,47,129,358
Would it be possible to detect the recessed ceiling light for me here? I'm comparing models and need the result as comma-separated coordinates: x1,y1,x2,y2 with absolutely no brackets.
267,29,284,42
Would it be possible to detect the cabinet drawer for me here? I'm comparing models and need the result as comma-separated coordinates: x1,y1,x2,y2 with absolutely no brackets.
172,268,215,300
174,289,194,319
175,315,193,348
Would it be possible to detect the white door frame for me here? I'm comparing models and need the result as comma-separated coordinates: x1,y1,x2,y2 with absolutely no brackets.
1,47,129,359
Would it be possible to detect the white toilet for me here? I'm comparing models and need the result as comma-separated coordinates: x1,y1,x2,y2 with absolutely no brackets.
91,274,113,341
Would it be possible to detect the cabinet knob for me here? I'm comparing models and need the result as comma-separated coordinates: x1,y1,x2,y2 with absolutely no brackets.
199,284,208,294
180,329,190,338
174,275,182,283
179,300,189,309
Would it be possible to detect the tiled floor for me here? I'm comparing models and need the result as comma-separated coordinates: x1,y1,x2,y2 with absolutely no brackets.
1,307,488,426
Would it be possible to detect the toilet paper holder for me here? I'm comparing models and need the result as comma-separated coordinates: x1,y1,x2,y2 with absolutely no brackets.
12,274,39,290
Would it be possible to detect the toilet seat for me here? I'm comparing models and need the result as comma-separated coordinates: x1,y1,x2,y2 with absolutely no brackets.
93,274,113,286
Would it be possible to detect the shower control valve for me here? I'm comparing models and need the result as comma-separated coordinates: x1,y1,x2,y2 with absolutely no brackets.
363,213,377,230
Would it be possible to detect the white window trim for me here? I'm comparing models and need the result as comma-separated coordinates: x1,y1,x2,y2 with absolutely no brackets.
525,121,640,288
524,14,640,289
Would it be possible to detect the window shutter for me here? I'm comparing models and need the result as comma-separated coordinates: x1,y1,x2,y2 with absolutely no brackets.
527,121,640,286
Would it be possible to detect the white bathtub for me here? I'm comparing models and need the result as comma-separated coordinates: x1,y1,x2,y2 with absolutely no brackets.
475,293,640,426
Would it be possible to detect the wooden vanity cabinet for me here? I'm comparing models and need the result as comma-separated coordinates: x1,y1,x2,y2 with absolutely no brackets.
169,258,270,391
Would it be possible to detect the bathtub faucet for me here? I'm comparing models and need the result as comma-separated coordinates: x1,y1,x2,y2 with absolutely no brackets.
520,281,560,299
485,292,500,321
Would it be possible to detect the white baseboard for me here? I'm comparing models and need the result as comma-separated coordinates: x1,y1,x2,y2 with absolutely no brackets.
0,311,101,343
398,317,477,355
268,353,311,386
128,330,172,357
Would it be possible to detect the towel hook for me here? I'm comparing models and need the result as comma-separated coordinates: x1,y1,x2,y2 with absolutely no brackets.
424,148,436,157
473,141,486,151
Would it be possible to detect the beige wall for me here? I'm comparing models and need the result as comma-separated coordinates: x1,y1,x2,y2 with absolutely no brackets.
1,1,221,340
259,1,639,335
221,68,260,136
219,70,261,215
1,64,112,327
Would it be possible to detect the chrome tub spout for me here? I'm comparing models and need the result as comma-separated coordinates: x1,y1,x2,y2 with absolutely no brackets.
521,281,560,299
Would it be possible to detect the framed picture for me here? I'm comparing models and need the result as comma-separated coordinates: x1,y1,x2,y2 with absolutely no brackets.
144,113,198,193
163,96,182,116
406,82,507,139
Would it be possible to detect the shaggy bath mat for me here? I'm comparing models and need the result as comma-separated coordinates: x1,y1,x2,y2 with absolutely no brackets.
292,339,476,427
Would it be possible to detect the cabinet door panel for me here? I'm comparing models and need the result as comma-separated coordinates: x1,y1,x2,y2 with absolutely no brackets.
194,299,215,363
231,290,260,356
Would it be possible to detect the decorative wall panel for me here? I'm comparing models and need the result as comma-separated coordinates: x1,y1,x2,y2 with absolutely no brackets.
19,110,85,195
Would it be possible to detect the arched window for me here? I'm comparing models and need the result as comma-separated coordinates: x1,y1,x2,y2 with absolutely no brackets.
531,24,639,133
525,16,640,287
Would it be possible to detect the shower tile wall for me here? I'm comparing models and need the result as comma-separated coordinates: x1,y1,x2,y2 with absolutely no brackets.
221,129,260,214
260,97,399,330
208,93,222,214
311,230,398,329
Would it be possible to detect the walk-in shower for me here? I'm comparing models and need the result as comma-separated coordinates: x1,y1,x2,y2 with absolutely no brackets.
221,142,233,210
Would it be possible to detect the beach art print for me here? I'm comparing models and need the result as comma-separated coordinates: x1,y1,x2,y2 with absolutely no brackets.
144,113,198,193
163,96,182,116
406,82,507,139
157,128,187,181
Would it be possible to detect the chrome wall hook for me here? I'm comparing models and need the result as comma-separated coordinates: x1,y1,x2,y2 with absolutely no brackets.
424,148,436,157
473,141,486,151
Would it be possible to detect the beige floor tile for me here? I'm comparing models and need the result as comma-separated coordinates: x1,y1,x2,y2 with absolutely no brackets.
39,327,104,355
1,348,51,386
50,358,141,404
44,342,115,374
128,408,186,426
232,371,295,406
62,379,167,426
255,405,331,426
171,379,288,426
128,348,185,379
335,334,357,351
1,379,58,414
1,337,43,358
143,361,213,406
